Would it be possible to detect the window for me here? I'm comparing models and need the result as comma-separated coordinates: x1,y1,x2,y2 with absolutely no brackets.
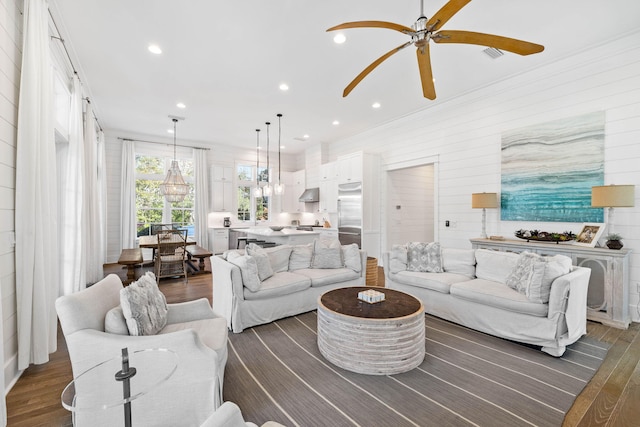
135,154,195,236
236,164,270,222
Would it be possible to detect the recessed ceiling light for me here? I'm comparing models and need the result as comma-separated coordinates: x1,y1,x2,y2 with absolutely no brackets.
372,102,381,109
176,102,186,109
148,44,162,54
167,129,174,134
332,120,340,125
279,83,289,91
333,33,346,44
303,134,310,139
280,145,285,149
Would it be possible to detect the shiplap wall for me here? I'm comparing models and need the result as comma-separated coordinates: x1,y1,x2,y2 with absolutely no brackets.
326,31,640,322
387,165,435,246
0,0,21,391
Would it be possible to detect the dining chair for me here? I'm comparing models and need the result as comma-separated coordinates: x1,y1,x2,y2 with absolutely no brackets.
155,229,188,284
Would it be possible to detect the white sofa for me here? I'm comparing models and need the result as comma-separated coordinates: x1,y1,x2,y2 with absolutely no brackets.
383,247,591,356
212,242,367,333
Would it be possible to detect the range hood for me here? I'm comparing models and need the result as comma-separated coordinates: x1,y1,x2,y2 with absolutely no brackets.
298,187,320,203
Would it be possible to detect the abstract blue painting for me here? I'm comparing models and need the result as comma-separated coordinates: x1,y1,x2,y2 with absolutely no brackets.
501,112,605,222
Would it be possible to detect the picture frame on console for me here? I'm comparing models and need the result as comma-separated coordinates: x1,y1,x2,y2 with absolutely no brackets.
574,223,605,247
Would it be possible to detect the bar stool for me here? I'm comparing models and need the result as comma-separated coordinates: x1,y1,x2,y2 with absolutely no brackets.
237,237,248,249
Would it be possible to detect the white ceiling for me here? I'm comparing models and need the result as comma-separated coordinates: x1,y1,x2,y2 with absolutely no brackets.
49,0,640,153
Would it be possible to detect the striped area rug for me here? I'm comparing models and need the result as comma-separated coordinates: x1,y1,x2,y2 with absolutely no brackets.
224,312,609,427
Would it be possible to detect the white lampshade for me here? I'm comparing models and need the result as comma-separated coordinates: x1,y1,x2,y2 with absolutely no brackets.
471,193,498,209
591,185,635,208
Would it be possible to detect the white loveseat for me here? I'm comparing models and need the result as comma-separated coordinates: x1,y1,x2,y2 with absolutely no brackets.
383,246,591,356
212,241,367,333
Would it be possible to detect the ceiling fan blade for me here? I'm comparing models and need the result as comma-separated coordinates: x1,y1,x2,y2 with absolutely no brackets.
416,45,436,100
327,21,414,35
433,30,544,55
426,0,472,32
343,41,413,97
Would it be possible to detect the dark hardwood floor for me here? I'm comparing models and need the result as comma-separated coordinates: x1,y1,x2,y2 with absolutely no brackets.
6,263,640,426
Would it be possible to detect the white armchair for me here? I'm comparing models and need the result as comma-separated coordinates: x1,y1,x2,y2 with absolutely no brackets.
56,274,228,426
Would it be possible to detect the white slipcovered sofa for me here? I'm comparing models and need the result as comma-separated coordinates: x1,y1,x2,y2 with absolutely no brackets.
56,273,228,426
212,241,367,333
383,245,591,356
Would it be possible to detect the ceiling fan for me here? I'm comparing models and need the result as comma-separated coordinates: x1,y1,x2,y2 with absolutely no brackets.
327,0,544,99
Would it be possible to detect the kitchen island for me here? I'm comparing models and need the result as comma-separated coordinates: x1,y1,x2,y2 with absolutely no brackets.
232,227,320,246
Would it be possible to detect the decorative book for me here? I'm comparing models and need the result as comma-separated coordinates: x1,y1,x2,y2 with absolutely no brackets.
358,289,385,304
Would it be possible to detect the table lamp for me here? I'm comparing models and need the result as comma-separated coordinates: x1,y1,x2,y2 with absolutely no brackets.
472,192,498,238
591,184,635,235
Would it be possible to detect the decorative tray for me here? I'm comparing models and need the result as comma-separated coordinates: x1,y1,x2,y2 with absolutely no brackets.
514,229,576,244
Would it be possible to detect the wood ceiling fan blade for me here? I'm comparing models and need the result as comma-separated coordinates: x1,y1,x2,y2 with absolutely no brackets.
433,30,544,55
327,21,414,35
343,41,413,97
426,0,472,32
416,45,436,99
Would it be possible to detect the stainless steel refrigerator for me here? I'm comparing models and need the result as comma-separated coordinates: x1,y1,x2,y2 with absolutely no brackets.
337,182,362,248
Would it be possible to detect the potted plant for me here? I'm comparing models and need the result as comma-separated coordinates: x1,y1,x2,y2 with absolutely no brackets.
605,233,624,250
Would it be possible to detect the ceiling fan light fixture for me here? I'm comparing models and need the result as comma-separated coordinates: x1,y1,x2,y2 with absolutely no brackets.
483,47,504,59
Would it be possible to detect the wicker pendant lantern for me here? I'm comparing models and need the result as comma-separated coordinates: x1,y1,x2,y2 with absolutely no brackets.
160,117,189,203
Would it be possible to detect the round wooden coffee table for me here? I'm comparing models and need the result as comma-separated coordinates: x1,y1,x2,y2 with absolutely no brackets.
317,287,425,375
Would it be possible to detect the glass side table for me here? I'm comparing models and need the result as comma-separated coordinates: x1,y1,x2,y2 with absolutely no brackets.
62,348,178,427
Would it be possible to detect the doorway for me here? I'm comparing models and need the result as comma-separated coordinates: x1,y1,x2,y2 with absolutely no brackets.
386,164,435,249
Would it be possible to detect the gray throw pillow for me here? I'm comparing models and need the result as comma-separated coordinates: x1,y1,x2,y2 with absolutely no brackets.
289,244,313,270
341,244,361,273
264,245,293,273
312,238,343,269
505,251,539,294
389,244,408,273
119,272,168,336
227,252,262,292
407,242,443,273
246,243,274,281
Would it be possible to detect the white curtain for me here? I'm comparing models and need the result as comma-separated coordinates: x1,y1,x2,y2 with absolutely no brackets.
60,75,86,295
97,130,107,268
194,149,209,249
15,0,59,370
83,103,104,283
121,139,137,249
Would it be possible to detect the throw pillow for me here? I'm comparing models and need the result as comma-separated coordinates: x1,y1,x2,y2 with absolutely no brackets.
264,245,293,273
505,252,540,294
104,306,129,335
407,242,443,273
312,238,343,269
342,244,362,273
289,244,313,270
389,244,408,274
119,272,168,336
527,254,573,304
246,243,274,281
227,252,262,292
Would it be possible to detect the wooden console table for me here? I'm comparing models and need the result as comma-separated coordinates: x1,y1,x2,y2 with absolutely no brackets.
470,238,631,329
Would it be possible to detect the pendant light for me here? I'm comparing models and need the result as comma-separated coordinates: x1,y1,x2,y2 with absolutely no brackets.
253,128,263,198
274,113,285,195
262,121,272,196
160,117,189,203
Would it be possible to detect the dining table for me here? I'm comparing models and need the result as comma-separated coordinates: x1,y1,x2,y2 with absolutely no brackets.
137,234,197,270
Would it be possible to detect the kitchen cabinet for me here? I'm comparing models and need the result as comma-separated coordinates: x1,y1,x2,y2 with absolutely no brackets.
210,165,233,212
282,170,306,213
470,238,632,329
208,228,229,255
319,162,338,213
337,152,363,184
